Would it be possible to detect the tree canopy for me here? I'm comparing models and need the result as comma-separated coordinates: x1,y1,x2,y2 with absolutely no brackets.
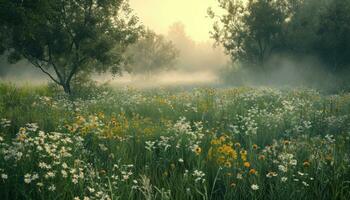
0,0,142,94
124,29,179,75
209,0,350,73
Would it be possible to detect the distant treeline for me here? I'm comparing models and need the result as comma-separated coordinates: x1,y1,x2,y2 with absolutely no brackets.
210,0,350,74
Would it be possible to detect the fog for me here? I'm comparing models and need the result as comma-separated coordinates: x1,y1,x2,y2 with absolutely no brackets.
0,22,229,88
0,24,347,92
221,55,341,91
0,57,49,85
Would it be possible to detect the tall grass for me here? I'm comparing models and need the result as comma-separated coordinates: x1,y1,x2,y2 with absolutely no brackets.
0,83,349,199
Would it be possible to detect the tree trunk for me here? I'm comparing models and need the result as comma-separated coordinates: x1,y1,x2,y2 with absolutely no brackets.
62,83,72,95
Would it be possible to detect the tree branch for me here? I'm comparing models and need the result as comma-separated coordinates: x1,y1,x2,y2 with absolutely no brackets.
48,44,64,84
22,54,61,85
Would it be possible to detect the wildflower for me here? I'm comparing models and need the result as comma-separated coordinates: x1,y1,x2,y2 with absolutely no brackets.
145,141,156,151
235,143,241,148
249,169,257,175
48,184,56,191
217,156,225,164
224,161,232,168
240,150,247,161
1,174,8,179
61,170,68,178
194,146,202,155
251,184,259,190
303,160,310,167
72,174,79,184
230,182,236,187
290,159,297,166
302,181,309,187
281,177,288,182
31,173,39,180
236,173,243,180
211,139,220,145
278,165,288,172
26,123,38,131
192,170,206,183
178,158,184,163
86,187,95,193
24,174,31,184
240,150,247,155
252,144,258,150
17,133,27,142
62,163,68,169
284,140,290,145
37,182,44,187
229,150,238,160
45,171,55,179
243,162,250,168
219,135,226,142
258,155,266,160
297,171,304,176
19,127,26,134
266,171,278,178
74,197,80,200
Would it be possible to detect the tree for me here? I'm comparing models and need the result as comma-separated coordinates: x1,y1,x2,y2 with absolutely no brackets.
0,0,141,94
124,29,179,75
315,0,350,72
284,0,350,72
208,0,298,69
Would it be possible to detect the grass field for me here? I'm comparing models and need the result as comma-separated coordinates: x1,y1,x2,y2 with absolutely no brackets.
0,83,350,199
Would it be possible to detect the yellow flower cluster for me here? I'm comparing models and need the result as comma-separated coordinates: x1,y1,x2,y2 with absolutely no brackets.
208,136,238,168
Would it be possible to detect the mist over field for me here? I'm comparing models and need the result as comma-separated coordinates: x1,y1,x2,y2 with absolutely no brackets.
0,24,344,91
0,50,344,91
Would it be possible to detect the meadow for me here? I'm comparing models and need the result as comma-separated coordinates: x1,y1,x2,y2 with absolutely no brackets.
0,83,349,200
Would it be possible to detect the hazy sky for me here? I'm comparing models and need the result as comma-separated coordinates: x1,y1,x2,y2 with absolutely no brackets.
129,0,219,42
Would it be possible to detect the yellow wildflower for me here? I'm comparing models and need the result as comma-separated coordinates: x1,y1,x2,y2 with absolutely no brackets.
249,168,257,175
243,162,251,168
211,139,220,145
219,135,226,142
235,142,241,148
224,161,232,168
217,156,225,164
230,151,238,160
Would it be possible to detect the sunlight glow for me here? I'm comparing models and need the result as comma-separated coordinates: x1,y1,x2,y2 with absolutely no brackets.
129,0,219,42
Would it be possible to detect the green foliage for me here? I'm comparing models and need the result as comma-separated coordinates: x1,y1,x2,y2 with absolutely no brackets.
209,0,294,68
0,84,350,199
209,0,350,73
124,29,179,75
0,0,142,94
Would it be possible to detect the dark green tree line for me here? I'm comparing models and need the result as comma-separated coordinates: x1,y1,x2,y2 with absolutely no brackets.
209,0,350,74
